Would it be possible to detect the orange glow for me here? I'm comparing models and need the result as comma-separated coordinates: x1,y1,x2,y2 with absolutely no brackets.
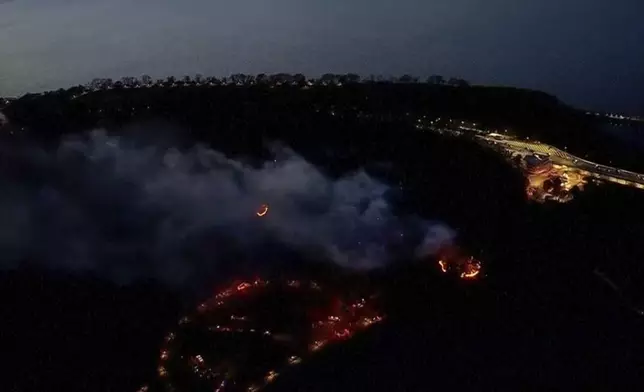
237,282,251,291
256,204,269,217
436,246,483,280
460,257,482,280
288,356,302,365
461,270,480,279
310,340,326,351
334,328,351,339
265,370,279,383
161,277,386,392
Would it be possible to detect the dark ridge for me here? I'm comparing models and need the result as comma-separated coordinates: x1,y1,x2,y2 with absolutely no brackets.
3,82,641,171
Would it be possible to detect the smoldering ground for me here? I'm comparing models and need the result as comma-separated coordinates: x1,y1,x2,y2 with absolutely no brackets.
0,127,456,288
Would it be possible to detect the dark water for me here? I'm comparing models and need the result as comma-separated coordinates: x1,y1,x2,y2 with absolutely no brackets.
601,123,644,148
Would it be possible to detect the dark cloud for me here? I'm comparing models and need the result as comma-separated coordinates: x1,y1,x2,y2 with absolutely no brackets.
0,128,455,287
0,0,642,113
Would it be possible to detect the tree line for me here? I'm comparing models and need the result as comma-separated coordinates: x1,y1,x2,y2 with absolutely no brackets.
82,73,470,92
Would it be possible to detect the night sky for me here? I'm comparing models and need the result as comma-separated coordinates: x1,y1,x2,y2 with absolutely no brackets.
1,0,643,114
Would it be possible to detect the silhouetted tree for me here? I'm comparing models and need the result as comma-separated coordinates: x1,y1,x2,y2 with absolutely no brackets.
399,74,415,83
293,73,306,86
447,77,470,87
141,75,153,86
428,75,444,85
206,76,220,85
256,74,268,84
67,85,86,95
230,74,249,85
121,76,139,88
88,78,103,90
346,73,361,83
320,73,335,84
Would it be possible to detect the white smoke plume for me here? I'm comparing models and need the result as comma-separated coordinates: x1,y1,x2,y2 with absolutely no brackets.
0,129,456,286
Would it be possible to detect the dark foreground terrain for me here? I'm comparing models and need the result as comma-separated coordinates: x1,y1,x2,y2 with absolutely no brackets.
1,83,643,391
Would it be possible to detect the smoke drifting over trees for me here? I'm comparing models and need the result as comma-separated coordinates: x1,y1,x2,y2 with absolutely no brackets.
0,128,455,287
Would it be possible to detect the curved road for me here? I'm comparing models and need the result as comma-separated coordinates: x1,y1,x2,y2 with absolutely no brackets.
476,136,644,190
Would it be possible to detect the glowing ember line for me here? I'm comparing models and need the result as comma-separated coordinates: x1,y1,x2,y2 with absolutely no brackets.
461,270,480,279
256,204,269,217
153,276,465,391
237,282,252,291
152,243,484,392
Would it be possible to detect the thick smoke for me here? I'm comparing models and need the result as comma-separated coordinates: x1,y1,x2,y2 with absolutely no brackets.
0,129,455,286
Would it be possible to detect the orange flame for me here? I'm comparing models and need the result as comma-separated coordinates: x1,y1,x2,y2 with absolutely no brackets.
256,204,269,217
237,282,251,291
460,258,482,280
164,277,385,392
461,270,480,279
436,246,483,280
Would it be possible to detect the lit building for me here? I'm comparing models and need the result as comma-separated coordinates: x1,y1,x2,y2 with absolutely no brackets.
524,155,554,175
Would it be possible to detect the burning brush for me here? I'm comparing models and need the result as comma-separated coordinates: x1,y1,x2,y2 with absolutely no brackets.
436,246,483,280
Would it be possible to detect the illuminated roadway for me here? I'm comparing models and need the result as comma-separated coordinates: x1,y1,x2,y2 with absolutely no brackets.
475,135,644,190
420,120,644,190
